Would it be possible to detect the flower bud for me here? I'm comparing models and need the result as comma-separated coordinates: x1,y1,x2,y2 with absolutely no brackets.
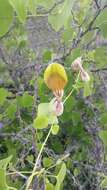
71,57,82,72
80,70,90,82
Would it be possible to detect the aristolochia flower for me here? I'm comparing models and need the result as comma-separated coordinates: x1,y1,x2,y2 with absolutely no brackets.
44,63,68,93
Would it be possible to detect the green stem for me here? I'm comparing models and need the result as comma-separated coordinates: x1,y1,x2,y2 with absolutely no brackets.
46,174,56,178
63,88,74,104
9,187,17,190
63,71,80,104
26,127,52,190
46,153,70,171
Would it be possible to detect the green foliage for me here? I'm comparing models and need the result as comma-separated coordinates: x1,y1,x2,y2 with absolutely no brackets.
0,88,8,105
38,103,50,116
27,0,37,15
48,0,73,31
9,0,27,23
37,102,58,124
51,124,59,135
43,157,54,168
0,0,13,37
74,0,91,24
43,49,52,63
7,101,17,119
33,101,59,129
33,115,49,129
55,162,66,190
19,92,34,108
46,179,54,190
62,28,74,44
94,9,107,37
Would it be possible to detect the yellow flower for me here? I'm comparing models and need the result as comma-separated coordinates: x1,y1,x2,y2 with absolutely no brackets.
44,63,68,91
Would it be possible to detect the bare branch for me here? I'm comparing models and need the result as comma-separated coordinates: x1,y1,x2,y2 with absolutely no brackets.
94,0,100,9
91,67,107,72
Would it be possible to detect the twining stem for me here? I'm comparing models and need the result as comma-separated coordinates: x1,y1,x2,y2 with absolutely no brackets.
63,88,74,104
63,71,80,104
26,127,52,190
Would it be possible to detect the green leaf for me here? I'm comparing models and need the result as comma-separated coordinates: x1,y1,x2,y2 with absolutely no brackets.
42,50,52,63
74,0,91,24
38,103,50,116
46,183,54,190
46,179,54,190
27,0,36,15
48,0,73,31
33,115,49,129
99,130,107,146
20,92,34,108
94,9,107,37
51,124,59,135
62,28,74,44
7,101,17,119
43,157,54,168
9,0,27,23
0,88,8,105
55,162,66,190
48,115,58,125
0,0,13,37
100,177,107,188
63,12,71,29
27,155,33,162
38,102,58,125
